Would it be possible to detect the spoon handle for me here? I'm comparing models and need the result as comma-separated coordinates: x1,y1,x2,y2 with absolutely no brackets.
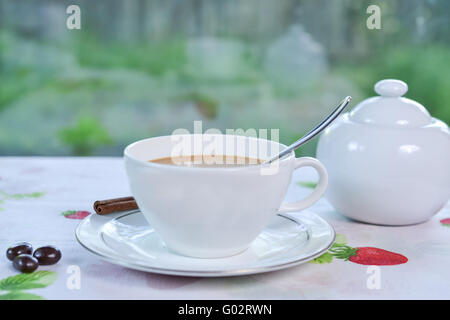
265,96,352,164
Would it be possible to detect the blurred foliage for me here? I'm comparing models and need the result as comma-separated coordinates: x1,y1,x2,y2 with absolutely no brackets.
58,116,112,156
183,92,219,119
71,36,187,77
0,67,42,112
48,78,116,93
1,0,450,157
71,34,262,85
2,30,450,156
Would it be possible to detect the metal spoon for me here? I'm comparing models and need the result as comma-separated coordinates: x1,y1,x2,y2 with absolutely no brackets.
264,96,351,164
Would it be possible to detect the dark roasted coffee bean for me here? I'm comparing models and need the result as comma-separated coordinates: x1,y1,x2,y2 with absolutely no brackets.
33,246,61,265
6,242,33,261
13,254,39,273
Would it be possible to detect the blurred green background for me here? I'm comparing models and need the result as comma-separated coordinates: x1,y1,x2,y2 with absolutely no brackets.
0,0,449,156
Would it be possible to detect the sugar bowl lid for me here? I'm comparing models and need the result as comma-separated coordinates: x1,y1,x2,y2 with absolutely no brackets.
349,79,432,127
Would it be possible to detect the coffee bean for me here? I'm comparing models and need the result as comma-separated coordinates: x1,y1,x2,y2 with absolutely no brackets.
33,246,61,265
13,254,39,273
6,242,33,261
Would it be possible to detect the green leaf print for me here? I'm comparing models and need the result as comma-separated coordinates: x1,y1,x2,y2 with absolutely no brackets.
297,181,318,189
0,271,57,291
310,252,334,264
0,190,45,211
61,210,77,217
0,191,45,200
27,192,45,198
309,234,347,264
334,234,347,245
0,291,44,300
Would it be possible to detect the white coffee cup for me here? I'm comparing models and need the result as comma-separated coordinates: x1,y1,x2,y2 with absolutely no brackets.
124,134,328,258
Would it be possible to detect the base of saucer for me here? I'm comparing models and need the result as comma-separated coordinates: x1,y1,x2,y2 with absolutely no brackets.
76,210,335,277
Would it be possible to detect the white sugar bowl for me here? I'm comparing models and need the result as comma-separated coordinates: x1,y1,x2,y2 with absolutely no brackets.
317,79,450,225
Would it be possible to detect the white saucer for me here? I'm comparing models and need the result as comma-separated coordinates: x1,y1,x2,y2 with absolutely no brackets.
75,210,335,277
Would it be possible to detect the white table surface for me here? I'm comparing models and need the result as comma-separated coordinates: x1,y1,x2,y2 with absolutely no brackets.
0,157,449,300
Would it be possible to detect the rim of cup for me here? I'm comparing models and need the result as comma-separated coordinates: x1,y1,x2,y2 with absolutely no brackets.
124,134,293,172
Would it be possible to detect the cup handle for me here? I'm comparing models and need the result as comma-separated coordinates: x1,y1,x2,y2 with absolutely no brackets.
278,157,328,213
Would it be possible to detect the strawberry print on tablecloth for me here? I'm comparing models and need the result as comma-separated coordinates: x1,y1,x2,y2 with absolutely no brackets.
62,210,91,220
440,218,450,227
311,234,408,266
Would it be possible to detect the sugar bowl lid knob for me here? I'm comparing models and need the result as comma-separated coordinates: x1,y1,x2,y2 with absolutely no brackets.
374,79,408,97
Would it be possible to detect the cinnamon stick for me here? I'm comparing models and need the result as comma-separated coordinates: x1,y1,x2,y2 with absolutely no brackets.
94,196,138,215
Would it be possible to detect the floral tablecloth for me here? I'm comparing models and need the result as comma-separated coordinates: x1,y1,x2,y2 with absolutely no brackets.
1,157,449,300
